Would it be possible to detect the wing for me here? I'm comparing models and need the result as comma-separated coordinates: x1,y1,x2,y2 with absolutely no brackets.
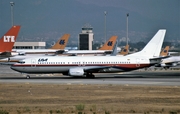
82,66,111,72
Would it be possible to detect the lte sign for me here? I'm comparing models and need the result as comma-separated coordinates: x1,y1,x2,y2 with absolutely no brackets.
4,36,15,42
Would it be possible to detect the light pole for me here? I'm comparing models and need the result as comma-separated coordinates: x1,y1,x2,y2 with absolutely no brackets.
10,2,15,26
104,11,107,43
126,13,129,45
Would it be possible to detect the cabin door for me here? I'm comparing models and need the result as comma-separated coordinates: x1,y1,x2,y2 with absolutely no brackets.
31,59,36,67
136,58,140,67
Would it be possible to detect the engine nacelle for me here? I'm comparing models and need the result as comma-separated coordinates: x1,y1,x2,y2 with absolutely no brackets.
161,63,177,67
172,63,177,67
18,52,26,55
154,64,161,67
11,52,19,56
69,68,84,76
160,63,166,67
155,63,168,67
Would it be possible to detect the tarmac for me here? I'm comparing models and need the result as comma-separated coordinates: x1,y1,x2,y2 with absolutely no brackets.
0,65,180,86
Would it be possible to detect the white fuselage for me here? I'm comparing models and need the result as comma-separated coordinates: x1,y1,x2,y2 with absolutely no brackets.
64,50,112,54
12,49,60,54
11,56,151,74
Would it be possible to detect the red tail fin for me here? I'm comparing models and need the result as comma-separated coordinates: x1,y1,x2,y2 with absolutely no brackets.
0,25,21,52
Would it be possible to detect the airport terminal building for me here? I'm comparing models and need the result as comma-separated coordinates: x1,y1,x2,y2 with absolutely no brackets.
13,42,46,49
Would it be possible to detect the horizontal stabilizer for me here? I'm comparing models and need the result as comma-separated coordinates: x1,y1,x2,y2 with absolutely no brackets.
150,55,170,61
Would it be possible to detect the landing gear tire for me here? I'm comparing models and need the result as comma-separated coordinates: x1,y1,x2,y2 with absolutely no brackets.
86,73,95,78
164,67,169,70
26,75,30,79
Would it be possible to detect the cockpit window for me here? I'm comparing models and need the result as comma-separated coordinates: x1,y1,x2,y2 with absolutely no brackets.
18,61,25,64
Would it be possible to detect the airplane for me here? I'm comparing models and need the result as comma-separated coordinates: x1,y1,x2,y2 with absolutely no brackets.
0,34,116,63
157,56,180,69
11,29,167,78
0,25,21,59
63,36,117,55
12,34,70,55
155,46,180,69
0,34,70,63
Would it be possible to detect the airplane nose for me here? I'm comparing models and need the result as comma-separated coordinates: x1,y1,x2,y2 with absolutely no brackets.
10,65,15,70
10,65,19,72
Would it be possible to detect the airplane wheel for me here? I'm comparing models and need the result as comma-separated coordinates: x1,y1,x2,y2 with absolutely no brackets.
26,75,30,79
86,73,95,78
91,75,95,78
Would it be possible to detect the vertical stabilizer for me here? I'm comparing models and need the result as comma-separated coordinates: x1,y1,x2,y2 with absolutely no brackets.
110,41,118,56
99,36,117,50
0,25,21,52
119,44,129,55
127,29,166,57
160,46,169,56
50,34,70,50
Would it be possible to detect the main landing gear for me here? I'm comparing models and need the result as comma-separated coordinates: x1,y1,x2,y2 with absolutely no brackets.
86,72,95,78
26,75,31,79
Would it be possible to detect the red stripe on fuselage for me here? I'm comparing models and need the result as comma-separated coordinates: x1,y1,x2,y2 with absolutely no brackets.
12,63,151,69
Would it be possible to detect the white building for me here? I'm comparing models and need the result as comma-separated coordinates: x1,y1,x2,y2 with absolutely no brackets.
13,42,46,49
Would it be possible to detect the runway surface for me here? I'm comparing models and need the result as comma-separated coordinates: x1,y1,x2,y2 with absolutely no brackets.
0,65,180,86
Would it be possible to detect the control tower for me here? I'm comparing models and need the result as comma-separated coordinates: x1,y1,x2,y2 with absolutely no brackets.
79,24,94,50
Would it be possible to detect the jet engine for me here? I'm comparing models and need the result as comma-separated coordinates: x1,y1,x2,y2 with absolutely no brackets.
160,63,177,67
172,63,177,67
18,52,26,55
160,63,166,67
68,68,85,76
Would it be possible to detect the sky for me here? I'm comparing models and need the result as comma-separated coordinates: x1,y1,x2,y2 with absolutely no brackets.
0,0,179,46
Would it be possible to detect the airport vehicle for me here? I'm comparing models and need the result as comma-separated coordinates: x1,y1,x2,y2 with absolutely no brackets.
0,25,21,59
12,34,70,55
63,36,117,55
11,29,167,78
